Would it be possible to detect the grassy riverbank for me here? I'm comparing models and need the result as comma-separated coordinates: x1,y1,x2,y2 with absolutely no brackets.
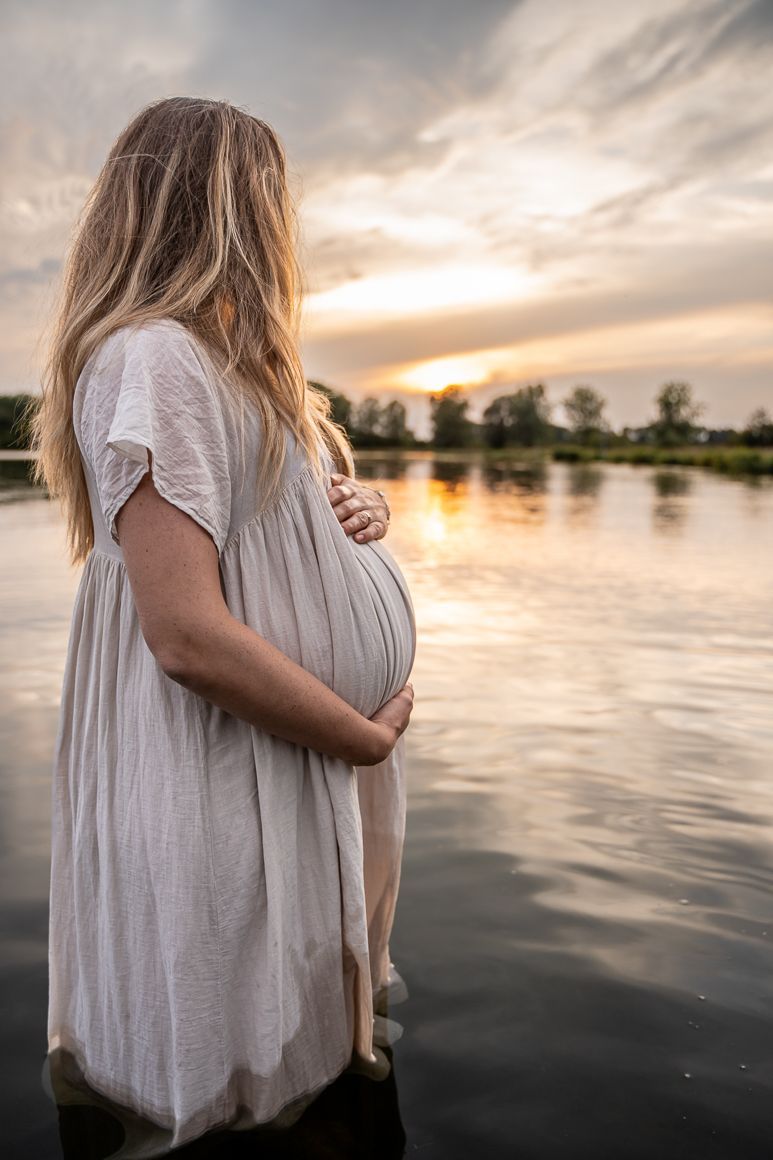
354,444,773,476
551,444,773,474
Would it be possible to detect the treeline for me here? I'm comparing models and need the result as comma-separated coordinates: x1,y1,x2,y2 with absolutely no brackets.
0,383,421,452
2,379,771,456
428,381,773,451
311,382,418,448
315,378,772,453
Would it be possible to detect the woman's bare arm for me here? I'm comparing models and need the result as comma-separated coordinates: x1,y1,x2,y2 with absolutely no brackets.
114,462,413,766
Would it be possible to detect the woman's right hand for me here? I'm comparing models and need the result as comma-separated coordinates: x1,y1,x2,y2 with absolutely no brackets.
358,682,415,766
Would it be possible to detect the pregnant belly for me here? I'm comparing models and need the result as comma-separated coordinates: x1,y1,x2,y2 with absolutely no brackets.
264,536,415,719
221,487,416,723
341,539,417,718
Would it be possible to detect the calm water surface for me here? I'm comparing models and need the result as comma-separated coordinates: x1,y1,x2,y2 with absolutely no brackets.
1,452,772,1158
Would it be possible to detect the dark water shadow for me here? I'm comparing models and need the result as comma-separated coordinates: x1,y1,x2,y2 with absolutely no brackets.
388,762,773,1160
51,1042,406,1160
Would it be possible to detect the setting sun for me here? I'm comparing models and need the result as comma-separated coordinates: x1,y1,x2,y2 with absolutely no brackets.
395,353,493,394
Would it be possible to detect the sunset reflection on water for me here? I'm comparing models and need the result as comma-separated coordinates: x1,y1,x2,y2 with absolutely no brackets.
2,453,773,1158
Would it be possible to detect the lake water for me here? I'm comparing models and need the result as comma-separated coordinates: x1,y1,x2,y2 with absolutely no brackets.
2,451,773,1158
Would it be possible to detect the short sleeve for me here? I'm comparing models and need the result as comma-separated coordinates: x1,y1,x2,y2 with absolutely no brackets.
79,321,232,554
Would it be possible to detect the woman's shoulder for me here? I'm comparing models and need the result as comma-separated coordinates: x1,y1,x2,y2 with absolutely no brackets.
78,319,223,417
85,317,198,371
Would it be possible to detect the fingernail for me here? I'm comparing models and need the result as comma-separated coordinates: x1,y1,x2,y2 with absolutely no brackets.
356,533,365,541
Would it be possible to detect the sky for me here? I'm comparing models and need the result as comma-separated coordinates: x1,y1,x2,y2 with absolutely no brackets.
1,0,772,436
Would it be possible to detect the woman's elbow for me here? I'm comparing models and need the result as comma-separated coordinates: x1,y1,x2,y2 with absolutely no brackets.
142,619,202,682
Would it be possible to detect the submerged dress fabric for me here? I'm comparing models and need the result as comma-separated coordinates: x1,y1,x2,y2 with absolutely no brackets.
46,319,417,1150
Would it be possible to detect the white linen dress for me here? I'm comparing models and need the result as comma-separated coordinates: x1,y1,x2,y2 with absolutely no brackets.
46,318,416,1150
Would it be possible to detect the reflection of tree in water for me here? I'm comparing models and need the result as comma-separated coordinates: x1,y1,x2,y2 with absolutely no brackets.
563,463,605,528
52,1042,406,1159
478,460,548,526
739,472,773,522
653,469,692,498
354,455,409,481
431,458,471,489
567,463,604,499
0,455,44,489
481,460,547,495
652,468,691,533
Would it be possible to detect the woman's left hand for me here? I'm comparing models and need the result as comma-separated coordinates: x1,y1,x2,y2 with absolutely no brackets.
326,473,391,542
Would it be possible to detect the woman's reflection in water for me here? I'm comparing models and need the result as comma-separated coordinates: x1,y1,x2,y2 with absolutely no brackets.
50,1040,406,1160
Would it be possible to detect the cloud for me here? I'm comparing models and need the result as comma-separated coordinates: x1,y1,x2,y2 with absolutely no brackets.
0,0,771,425
183,0,519,173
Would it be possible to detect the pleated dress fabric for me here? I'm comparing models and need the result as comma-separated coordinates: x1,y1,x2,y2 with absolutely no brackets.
46,319,417,1151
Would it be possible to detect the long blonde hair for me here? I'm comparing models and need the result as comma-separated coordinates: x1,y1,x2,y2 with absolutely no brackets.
25,95,354,567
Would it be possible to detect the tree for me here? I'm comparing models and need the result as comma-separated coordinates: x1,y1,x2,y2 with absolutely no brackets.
742,406,773,447
352,397,384,443
481,384,552,448
651,381,704,446
481,396,511,449
562,385,607,445
429,386,474,448
380,399,411,446
308,380,352,431
508,383,552,446
306,384,415,447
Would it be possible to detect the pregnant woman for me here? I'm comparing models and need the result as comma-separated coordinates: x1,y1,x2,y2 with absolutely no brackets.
32,96,416,1152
